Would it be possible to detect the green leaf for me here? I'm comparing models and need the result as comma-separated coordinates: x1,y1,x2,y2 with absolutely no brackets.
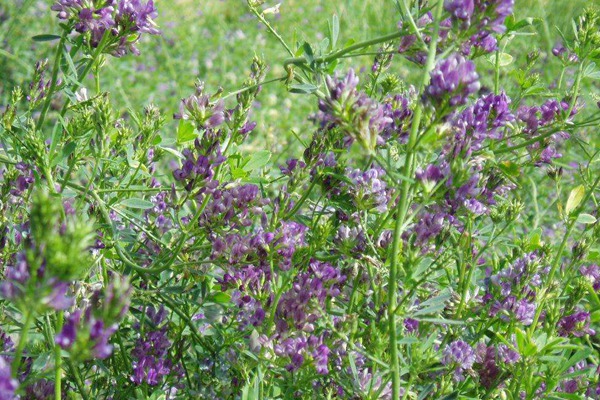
565,185,585,215
499,160,521,178
231,167,249,179
527,227,543,250
506,16,535,31
289,83,318,94
487,52,514,67
212,292,231,304
32,34,62,42
176,119,197,144
319,38,330,53
244,150,271,171
559,348,592,374
413,317,464,325
576,213,597,224
119,198,154,210
302,42,314,64
331,14,339,48
583,62,600,80
159,146,184,160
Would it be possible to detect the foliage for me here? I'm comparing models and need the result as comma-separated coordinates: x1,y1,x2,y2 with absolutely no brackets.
0,0,599,399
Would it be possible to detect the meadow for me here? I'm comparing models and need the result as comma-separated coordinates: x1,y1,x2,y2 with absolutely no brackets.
0,0,599,399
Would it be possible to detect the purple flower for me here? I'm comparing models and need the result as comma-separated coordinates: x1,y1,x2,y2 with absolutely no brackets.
445,0,475,23
497,344,520,364
313,344,330,375
131,306,182,386
403,318,419,334
0,356,18,400
56,310,81,349
357,369,394,399
24,379,55,399
580,264,600,291
474,343,500,388
174,81,225,130
426,54,480,107
344,167,390,212
442,340,475,381
279,158,306,176
317,69,392,151
55,277,130,360
276,260,345,333
558,309,595,337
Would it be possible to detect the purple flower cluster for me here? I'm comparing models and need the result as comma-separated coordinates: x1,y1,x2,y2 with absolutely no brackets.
558,309,595,337
0,356,18,400
275,259,346,334
6,163,34,198
445,0,515,54
344,167,390,212
442,340,475,381
131,306,182,386
51,0,159,56
517,99,577,165
335,225,366,254
199,184,268,229
56,309,115,358
173,138,226,193
447,91,515,158
410,92,515,250
0,252,73,310
380,94,414,143
272,334,333,375
473,342,520,388
580,264,600,291
318,69,392,151
426,54,480,108
556,361,596,395
487,252,544,326
27,60,55,106
174,81,225,130
56,276,131,359
552,43,579,64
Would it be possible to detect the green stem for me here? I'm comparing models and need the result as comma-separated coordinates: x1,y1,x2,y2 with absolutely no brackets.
283,29,410,70
55,312,63,400
529,174,600,334
387,2,445,398
67,359,90,400
248,4,295,57
11,310,35,377
36,33,67,131
284,179,317,219
398,0,428,49
566,61,584,118
494,48,501,95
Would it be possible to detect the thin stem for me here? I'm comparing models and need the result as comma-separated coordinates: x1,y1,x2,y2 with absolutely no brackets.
566,61,584,118
494,48,501,95
387,1,445,398
283,29,409,70
55,311,64,400
36,33,67,131
11,310,35,377
398,0,428,49
67,359,90,400
529,174,600,334
248,4,295,57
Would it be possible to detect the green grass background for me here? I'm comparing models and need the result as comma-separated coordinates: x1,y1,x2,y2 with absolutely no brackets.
0,0,595,155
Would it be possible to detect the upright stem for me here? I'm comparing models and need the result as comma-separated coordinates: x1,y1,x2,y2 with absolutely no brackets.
11,310,35,377
36,33,67,131
55,311,64,400
388,1,445,397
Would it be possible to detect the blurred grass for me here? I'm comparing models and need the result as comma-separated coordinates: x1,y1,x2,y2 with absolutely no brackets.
0,0,595,154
